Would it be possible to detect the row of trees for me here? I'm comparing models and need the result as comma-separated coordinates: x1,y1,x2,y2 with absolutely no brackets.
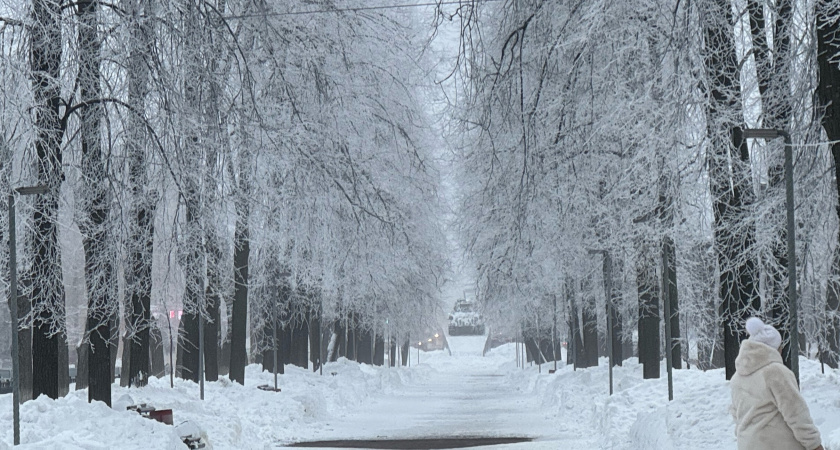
451,0,840,379
1,0,447,406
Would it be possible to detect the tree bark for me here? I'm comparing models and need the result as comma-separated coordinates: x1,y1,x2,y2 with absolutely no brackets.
150,324,166,378
816,1,840,368
749,0,796,368
30,0,67,401
663,236,681,369
229,165,250,384
702,0,760,380
637,240,660,379
373,335,385,366
123,0,155,391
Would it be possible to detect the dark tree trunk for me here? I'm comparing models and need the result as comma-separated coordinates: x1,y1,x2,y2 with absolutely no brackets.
581,302,599,368
120,334,131,387
816,1,840,369
389,340,397,367
702,0,760,380
400,338,409,366
566,280,581,368
179,310,201,383
280,318,292,367
331,320,346,361
524,338,543,365
30,0,67,402
356,327,373,365
749,0,796,369
76,342,88,390
124,0,155,391
637,241,660,379
291,319,309,369
603,253,623,366
219,337,231,376
346,315,357,361
229,195,250,384
202,242,222,382
373,335,385,366
79,0,114,403
663,236,681,369
309,313,321,371
823,252,840,369
150,324,165,378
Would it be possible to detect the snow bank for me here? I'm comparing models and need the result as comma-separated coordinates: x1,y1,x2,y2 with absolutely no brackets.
486,343,840,450
0,345,837,449
0,358,423,449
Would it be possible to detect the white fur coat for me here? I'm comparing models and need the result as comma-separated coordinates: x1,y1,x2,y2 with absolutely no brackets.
730,339,821,450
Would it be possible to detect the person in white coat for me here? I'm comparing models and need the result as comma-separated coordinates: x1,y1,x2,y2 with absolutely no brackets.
730,317,823,450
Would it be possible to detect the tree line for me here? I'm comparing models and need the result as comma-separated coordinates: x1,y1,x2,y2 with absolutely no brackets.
0,0,447,406
450,0,840,379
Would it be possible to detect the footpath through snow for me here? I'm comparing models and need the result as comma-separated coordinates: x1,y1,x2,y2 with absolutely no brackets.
0,340,839,449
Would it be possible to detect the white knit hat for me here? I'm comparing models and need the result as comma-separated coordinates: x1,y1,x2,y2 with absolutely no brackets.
745,317,782,350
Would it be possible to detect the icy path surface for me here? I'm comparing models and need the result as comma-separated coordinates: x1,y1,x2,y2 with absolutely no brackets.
278,338,594,449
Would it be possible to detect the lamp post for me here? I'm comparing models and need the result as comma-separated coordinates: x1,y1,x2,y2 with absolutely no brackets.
742,128,798,383
8,185,49,446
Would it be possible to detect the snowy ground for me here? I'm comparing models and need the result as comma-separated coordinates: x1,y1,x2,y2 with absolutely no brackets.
1,339,839,449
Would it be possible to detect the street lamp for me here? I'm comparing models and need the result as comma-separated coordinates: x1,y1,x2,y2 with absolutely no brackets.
8,184,49,446
742,128,798,383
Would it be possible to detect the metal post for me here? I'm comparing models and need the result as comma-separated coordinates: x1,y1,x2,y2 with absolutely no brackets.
199,313,204,400
783,133,799,384
662,246,674,401
8,194,20,445
273,318,278,391
604,252,614,396
319,302,324,376
553,294,557,372
743,129,798,383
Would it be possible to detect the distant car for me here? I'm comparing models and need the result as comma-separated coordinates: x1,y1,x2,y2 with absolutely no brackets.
448,300,485,336
0,369,12,394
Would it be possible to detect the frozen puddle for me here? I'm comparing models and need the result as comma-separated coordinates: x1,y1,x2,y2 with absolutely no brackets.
288,437,533,449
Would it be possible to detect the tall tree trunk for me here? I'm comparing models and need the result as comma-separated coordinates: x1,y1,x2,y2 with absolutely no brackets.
816,0,840,368
373,335,385,366
637,240,660,379
178,0,206,385
603,252,623,366
77,0,115,404
400,338,409,366
309,306,322,371
662,236,681,368
150,324,166,378
581,282,599,368
30,0,67,401
122,0,155,390
702,0,760,380
229,154,250,384
203,240,222,382
748,0,796,369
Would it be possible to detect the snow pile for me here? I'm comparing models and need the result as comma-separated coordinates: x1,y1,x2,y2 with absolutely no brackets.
0,358,424,449
0,344,837,449
488,343,840,450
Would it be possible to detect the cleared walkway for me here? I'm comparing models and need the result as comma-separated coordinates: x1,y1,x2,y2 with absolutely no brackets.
278,336,594,449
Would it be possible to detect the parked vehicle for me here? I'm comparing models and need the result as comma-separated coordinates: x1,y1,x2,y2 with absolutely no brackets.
448,299,485,336
0,368,12,394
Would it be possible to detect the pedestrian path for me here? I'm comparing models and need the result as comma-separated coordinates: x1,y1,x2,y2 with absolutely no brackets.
278,338,595,449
